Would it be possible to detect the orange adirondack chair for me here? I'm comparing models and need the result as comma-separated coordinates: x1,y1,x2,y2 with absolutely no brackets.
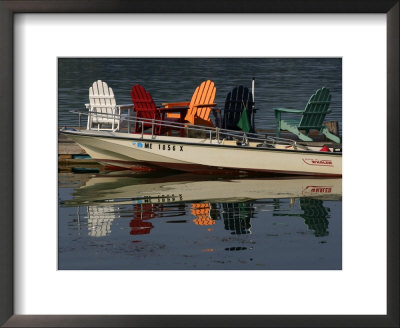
164,80,217,127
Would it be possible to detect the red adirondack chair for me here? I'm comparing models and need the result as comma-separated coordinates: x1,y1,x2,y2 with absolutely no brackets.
130,84,187,136
130,84,163,134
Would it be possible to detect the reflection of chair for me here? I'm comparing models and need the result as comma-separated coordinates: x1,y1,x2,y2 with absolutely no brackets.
191,203,215,226
165,80,217,127
129,203,187,235
130,203,156,235
274,87,340,143
86,80,129,131
130,84,186,135
130,219,154,235
272,198,331,237
87,205,118,237
299,199,330,237
216,202,253,235
222,86,255,132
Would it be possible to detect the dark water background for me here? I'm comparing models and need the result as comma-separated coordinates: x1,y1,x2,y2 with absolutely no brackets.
58,58,342,270
58,58,342,133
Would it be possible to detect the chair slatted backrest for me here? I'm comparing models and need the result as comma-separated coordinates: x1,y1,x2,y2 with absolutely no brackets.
89,80,117,124
299,87,331,129
223,86,254,130
130,84,160,121
185,80,216,123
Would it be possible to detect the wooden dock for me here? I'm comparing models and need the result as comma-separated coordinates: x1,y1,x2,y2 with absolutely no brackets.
58,132,104,171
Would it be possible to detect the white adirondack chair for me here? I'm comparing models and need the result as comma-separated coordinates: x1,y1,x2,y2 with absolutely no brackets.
86,80,132,131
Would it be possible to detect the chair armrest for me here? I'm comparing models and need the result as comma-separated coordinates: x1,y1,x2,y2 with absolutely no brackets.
159,107,188,113
162,102,190,107
117,104,134,110
274,108,303,113
85,103,123,111
193,103,217,108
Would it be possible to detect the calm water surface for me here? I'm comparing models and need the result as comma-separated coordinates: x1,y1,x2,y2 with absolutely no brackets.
58,58,342,132
58,171,342,270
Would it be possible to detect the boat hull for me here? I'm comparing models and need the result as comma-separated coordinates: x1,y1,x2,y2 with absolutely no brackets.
62,130,342,176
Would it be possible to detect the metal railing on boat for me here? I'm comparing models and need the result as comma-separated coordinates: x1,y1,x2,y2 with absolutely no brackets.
68,110,320,151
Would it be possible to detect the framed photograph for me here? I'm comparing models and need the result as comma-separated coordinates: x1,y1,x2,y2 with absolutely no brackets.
58,57,343,271
1,1,398,327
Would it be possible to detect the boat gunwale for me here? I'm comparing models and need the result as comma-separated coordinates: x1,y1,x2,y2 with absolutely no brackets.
61,129,342,156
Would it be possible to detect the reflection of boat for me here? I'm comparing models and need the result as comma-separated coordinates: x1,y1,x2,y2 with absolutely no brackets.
61,115,341,176
63,172,342,206
61,172,341,238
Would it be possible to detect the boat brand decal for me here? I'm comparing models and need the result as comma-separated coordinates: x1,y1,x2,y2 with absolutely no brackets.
158,144,184,151
302,158,333,167
132,142,144,148
302,185,333,196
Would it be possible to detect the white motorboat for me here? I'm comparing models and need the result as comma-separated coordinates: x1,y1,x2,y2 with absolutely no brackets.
61,114,342,177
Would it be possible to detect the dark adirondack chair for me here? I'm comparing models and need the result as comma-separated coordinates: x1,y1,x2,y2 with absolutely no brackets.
222,86,255,132
274,87,340,143
130,84,186,135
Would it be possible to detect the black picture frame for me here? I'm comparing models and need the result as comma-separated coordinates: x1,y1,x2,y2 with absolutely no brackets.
0,1,398,327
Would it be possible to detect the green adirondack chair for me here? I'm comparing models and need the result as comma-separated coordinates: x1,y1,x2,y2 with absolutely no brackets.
274,87,341,143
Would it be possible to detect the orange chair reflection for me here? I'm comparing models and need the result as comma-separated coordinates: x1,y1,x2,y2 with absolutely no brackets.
191,203,215,226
